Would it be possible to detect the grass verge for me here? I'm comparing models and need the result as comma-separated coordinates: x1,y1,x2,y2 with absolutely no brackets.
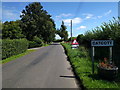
1,49,36,64
61,43,120,89
43,43,50,47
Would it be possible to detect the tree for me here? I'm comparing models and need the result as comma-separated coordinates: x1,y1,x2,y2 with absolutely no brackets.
41,20,56,43
0,21,2,39
2,20,25,39
68,37,76,42
20,2,56,43
76,34,83,44
57,21,68,41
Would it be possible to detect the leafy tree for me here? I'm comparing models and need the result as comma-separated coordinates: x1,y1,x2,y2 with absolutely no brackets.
0,21,2,39
57,21,68,41
20,2,56,43
77,17,120,65
76,34,83,44
41,21,56,43
2,20,25,39
68,37,76,42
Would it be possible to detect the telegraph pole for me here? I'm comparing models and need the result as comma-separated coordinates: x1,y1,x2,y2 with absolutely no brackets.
71,20,72,44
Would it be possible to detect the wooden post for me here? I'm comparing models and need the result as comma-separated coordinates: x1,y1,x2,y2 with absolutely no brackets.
109,38,112,64
109,46,112,64
71,20,72,44
92,46,95,74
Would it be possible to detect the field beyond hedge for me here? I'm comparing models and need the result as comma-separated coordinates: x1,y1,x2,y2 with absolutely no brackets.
61,43,120,89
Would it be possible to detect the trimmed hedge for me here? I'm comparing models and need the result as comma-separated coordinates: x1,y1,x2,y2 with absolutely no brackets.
2,39,28,59
28,37,43,48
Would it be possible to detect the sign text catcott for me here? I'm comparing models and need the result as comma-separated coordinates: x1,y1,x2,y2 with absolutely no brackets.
91,40,113,46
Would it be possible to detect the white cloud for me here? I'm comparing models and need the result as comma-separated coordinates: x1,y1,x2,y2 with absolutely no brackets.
63,18,71,24
94,10,112,20
55,34,61,39
63,17,82,26
72,17,82,24
97,16,102,19
83,13,94,19
81,10,112,21
20,12,23,16
2,9,20,21
77,26,87,30
83,13,103,20
68,31,71,38
56,13,72,18
104,10,112,16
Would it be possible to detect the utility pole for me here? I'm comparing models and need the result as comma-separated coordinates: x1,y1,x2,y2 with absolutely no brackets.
71,20,72,44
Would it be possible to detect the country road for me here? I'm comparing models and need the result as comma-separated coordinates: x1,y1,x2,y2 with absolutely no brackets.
2,43,79,88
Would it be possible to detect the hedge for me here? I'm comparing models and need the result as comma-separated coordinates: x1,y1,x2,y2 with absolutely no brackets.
28,37,43,48
2,39,28,59
76,17,120,71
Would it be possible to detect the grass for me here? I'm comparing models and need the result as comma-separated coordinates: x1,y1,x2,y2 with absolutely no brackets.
1,49,36,64
43,43,50,47
61,43,120,89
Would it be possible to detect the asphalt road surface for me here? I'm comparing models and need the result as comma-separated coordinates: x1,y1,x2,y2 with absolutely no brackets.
2,43,79,88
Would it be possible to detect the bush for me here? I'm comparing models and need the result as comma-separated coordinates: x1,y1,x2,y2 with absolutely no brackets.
77,17,120,70
28,36,43,48
2,39,28,59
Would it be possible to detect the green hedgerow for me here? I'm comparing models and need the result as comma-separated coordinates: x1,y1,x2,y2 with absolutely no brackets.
2,39,28,59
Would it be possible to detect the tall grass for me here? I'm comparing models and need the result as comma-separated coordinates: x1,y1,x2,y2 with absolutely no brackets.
61,43,120,89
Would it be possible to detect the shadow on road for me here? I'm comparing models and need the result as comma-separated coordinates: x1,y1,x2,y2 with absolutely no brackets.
60,75,75,78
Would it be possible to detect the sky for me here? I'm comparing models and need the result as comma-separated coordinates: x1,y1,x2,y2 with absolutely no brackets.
1,2,119,39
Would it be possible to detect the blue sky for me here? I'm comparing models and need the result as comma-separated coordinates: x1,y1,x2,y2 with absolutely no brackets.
2,2,118,39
